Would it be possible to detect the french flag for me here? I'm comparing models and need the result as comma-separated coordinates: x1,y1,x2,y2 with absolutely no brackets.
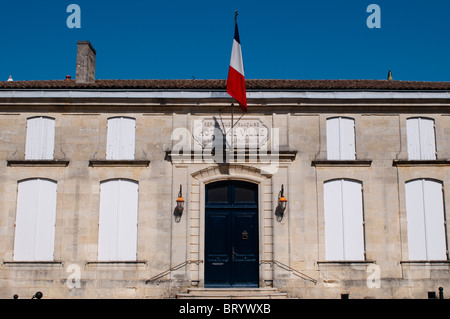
227,18,247,112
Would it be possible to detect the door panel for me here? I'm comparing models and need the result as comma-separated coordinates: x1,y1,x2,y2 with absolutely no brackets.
205,181,258,287
205,211,232,286
232,211,259,286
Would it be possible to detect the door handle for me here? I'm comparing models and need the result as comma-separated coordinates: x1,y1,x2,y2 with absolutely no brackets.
232,246,237,262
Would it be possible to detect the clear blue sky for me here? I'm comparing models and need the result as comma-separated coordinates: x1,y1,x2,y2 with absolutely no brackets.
1,0,450,82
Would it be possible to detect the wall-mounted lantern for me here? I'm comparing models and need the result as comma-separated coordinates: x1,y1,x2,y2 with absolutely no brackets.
174,185,185,223
276,184,287,222
278,184,287,212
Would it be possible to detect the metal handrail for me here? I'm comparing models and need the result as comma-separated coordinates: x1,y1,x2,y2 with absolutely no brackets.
260,259,318,284
145,260,203,283
146,259,317,285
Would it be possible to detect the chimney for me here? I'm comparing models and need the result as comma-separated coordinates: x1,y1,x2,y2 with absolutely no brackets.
76,41,96,83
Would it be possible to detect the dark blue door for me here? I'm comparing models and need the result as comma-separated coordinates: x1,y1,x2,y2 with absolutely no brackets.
205,181,259,287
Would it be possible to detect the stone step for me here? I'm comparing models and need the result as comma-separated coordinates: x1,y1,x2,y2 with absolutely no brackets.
176,288,288,299
187,288,279,294
176,293,288,299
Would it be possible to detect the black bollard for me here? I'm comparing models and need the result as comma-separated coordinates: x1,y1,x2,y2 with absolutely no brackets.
438,287,444,300
32,291,43,299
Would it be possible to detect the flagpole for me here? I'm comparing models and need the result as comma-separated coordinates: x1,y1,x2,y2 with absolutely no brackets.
230,11,238,157
231,102,234,157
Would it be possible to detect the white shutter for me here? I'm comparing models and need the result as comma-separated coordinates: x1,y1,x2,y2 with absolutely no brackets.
98,180,119,261
407,118,436,160
116,180,138,260
406,118,420,160
14,180,39,261
405,180,427,260
25,117,55,160
423,180,446,260
342,180,364,260
106,117,135,160
406,179,447,260
324,179,365,261
327,117,356,160
34,179,57,260
42,118,55,159
14,179,57,261
98,179,138,261
326,118,340,160
418,118,436,160
122,118,136,160
339,118,356,160
324,180,344,260
25,118,39,160
106,118,118,160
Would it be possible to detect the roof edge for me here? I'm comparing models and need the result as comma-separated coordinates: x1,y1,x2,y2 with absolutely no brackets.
1,79,450,91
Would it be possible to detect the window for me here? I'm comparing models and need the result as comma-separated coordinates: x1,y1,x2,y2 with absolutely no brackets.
106,117,136,160
206,182,229,203
323,179,365,261
405,179,447,260
98,179,139,261
406,117,436,160
326,117,356,160
25,117,55,160
13,179,57,261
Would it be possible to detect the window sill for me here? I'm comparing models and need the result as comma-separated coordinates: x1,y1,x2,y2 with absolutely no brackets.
88,160,150,167
317,260,376,265
2,261,63,266
393,160,450,167
400,260,450,264
6,160,70,167
85,260,147,266
311,160,372,167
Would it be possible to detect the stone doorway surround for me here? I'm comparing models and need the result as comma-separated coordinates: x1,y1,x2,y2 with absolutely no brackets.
187,164,275,288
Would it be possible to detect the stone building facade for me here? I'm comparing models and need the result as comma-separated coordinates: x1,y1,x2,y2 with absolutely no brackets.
0,42,449,299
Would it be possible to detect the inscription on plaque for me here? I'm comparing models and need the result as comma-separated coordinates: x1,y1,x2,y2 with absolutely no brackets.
192,118,270,149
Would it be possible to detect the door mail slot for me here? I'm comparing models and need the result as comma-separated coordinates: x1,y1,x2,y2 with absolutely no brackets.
212,262,225,266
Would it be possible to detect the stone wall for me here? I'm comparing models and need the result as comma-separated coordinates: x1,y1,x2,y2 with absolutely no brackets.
0,106,449,299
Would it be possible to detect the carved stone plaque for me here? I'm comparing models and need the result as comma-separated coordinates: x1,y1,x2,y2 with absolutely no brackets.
192,117,270,149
